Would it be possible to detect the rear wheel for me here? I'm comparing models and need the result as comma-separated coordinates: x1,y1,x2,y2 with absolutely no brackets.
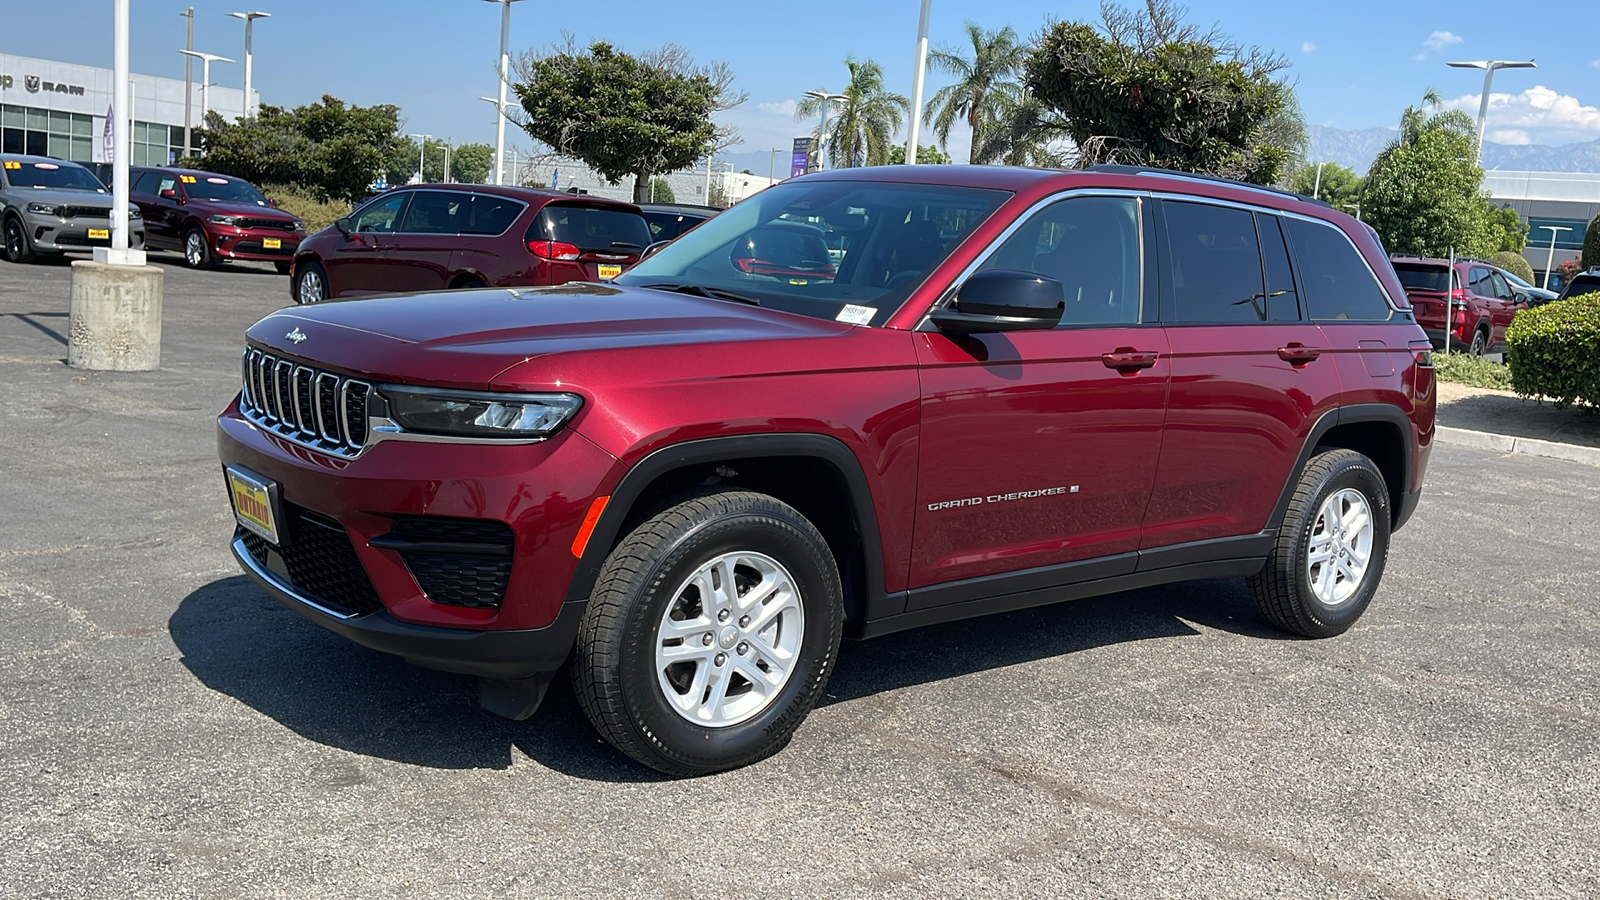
1248,449,1391,638
182,226,213,269
572,489,843,776
451,275,486,290
3,215,36,264
1469,327,1488,357
294,260,328,304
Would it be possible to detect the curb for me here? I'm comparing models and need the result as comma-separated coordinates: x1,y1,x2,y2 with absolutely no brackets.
1436,426,1600,468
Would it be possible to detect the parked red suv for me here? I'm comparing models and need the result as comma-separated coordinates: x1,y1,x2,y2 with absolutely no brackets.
1391,256,1528,355
130,166,304,272
219,165,1434,775
288,185,651,304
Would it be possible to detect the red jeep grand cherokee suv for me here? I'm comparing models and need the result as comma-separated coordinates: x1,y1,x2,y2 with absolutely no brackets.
289,185,651,304
130,166,304,272
219,165,1435,775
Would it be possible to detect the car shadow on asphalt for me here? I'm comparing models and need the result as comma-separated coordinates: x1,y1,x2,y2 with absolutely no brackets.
169,574,1286,783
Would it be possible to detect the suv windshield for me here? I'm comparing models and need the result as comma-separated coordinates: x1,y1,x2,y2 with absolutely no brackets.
183,175,267,204
616,180,1009,326
4,160,105,192
1393,263,1451,293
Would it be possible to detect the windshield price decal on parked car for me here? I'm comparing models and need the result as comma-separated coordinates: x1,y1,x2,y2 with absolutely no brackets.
2,161,19,170
180,175,197,183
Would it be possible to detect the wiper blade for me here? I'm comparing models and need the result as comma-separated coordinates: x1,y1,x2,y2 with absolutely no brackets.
610,241,646,250
638,283,760,306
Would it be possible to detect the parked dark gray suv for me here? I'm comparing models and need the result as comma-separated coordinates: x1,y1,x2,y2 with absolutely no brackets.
1,155,145,263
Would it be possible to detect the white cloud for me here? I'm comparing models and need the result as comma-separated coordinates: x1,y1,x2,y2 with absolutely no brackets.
1301,42,1316,54
756,99,797,117
1444,86,1600,145
1486,129,1532,145
1423,30,1464,53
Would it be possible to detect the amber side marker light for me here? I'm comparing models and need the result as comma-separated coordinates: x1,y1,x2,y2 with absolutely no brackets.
571,495,610,557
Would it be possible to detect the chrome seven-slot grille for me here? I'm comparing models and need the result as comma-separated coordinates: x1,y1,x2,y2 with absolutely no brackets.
241,348,370,456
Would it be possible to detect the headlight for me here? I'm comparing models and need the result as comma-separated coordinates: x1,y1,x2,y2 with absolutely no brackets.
292,220,305,232
208,214,241,226
27,202,58,215
377,385,582,438
129,207,142,219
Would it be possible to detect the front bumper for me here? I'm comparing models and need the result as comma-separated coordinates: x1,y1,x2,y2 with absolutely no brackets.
26,213,145,252
232,531,584,679
210,226,301,262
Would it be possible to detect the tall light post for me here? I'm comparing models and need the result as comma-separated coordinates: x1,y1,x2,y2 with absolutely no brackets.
408,133,432,183
803,90,848,171
1447,59,1536,165
481,0,525,186
904,0,932,164
1344,203,1362,221
444,139,453,183
226,12,270,119
179,8,194,155
178,50,232,127
1540,225,1572,290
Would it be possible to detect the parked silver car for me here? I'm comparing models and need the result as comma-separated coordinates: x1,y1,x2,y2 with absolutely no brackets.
1,154,145,263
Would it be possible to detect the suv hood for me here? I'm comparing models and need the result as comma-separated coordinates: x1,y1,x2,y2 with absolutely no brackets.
246,283,856,390
191,197,297,220
11,186,111,207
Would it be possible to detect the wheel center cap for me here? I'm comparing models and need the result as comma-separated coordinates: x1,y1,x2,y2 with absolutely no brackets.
718,626,739,649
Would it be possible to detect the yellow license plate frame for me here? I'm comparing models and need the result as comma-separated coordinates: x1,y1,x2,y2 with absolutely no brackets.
597,264,622,280
87,229,109,240
263,238,282,250
227,466,281,545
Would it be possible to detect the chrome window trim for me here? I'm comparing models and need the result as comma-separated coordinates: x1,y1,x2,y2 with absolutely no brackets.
915,187,1152,331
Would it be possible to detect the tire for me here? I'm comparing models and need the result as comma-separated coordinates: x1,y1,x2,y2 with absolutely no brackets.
1248,448,1391,638
294,260,328,304
1469,328,1488,357
274,260,293,275
572,489,844,776
3,215,36,264
451,276,486,290
182,226,213,269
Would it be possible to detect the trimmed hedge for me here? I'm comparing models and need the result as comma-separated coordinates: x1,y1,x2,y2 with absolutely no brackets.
1490,251,1536,285
1434,352,1514,390
1505,294,1600,407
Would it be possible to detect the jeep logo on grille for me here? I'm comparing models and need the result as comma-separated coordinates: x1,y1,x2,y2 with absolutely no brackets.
286,327,307,344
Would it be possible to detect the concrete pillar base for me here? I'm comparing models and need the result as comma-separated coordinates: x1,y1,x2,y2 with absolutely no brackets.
68,261,164,371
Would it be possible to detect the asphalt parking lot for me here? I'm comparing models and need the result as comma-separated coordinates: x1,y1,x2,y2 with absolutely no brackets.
2,255,1598,899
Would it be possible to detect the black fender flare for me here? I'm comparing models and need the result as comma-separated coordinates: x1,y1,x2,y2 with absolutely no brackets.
563,433,889,616
1267,403,1415,533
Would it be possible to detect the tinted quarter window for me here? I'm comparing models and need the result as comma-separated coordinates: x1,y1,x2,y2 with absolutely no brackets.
461,194,523,236
1282,217,1394,321
976,195,1142,325
1163,201,1266,322
1259,214,1300,321
398,190,468,235
534,204,652,252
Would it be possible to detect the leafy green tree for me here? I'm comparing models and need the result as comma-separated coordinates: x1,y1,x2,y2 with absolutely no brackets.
923,22,1027,164
886,143,952,165
1023,0,1302,184
512,41,743,203
1585,214,1600,270
649,177,675,203
449,143,495,184
1487,204,1526,254
795,58,910,168
190,95,401,202
384,136,466,186
1289,162,1362,209
1362,93,1509,259
1490,251,1536,284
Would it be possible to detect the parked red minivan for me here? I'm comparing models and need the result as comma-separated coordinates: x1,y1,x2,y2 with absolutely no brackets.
289,185,652,304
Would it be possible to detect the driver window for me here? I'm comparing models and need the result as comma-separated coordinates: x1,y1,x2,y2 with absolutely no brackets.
974,195,1142,325
353,193,408,233
1490,271,1515,301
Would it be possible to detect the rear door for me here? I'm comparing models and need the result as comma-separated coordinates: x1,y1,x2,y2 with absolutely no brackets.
1140,200,1343,551
384,189,471,292
450,192,529,285
1487,270,1522,348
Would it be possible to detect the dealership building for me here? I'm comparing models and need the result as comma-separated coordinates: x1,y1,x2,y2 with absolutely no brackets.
1,52,254,167
1484,171,1600,278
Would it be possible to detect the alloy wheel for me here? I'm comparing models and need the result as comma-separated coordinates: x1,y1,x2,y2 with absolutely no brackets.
185,231,205,267
653,550,805,727
4,220,21,260
1305,487,1374,607
298,269,324,304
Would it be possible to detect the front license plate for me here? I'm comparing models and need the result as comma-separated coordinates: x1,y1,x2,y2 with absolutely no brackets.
227,465,281,544
87,228,109,240
263,238,282,250
597,264,622,280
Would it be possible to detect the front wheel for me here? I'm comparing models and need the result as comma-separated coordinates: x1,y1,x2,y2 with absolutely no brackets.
3,215,36,263
1248,448,1391,638
294,260,328,304
572,490,844,776
182,226,213,269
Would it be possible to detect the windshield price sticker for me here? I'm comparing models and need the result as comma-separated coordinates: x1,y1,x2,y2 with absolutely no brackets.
835,304,876,325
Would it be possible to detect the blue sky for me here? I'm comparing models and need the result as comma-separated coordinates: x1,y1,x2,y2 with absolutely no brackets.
7,0,1599,167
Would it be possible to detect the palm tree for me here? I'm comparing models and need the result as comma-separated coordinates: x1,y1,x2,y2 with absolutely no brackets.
972,93,1071,168
922,22,1028,164
795,57,909,168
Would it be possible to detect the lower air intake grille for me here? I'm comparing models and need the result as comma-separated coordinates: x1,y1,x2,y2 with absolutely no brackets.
239,505,383,616
388,517,515,610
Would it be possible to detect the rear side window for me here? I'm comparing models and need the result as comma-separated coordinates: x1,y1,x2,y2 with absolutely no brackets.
644,211,707,242
1393,264,1451,293
531,204,651,252
398,190,469,234
133,171,161,194
462,194,524,236
1282,218,1394,321
1163,201,1266,323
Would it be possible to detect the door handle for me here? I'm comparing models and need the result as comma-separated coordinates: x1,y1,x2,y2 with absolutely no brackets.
1277,343,1321,364
1101,348,1160,371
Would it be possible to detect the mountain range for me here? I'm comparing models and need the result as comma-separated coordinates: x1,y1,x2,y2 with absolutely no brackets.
1307,125,1600,175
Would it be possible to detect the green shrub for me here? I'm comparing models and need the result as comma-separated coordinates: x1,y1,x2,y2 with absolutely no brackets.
261,185,348,235
1433,352,1514,390
1490,251,1536,285
1505,294,1600,407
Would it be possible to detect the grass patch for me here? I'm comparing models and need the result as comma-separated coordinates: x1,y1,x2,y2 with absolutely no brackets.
1433,351,1514,390
259,185,349,235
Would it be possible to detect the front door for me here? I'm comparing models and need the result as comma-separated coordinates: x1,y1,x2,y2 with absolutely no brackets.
909,194,1167,607
384,189,471,292
325,191,410,297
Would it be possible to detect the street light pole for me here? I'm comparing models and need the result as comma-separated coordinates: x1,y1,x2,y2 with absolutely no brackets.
180,8,194,155
226,12,270,119
178,50,232,127
444,139,452,183
408,133,432,183
768,147,778,182
904,0,932,165
1344,203,1361,221
481,0,525,186
1312,161,1325,200
1540,225,1572,290
803,90,848,170
1447,59,1536,165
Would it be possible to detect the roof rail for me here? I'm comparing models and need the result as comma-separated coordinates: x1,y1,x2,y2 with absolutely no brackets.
1082,164,1335,209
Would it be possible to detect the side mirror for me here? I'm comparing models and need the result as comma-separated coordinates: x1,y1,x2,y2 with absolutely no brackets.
928,269,1065,333
335,217,353,237
640,240,672,262
159,188,179,201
